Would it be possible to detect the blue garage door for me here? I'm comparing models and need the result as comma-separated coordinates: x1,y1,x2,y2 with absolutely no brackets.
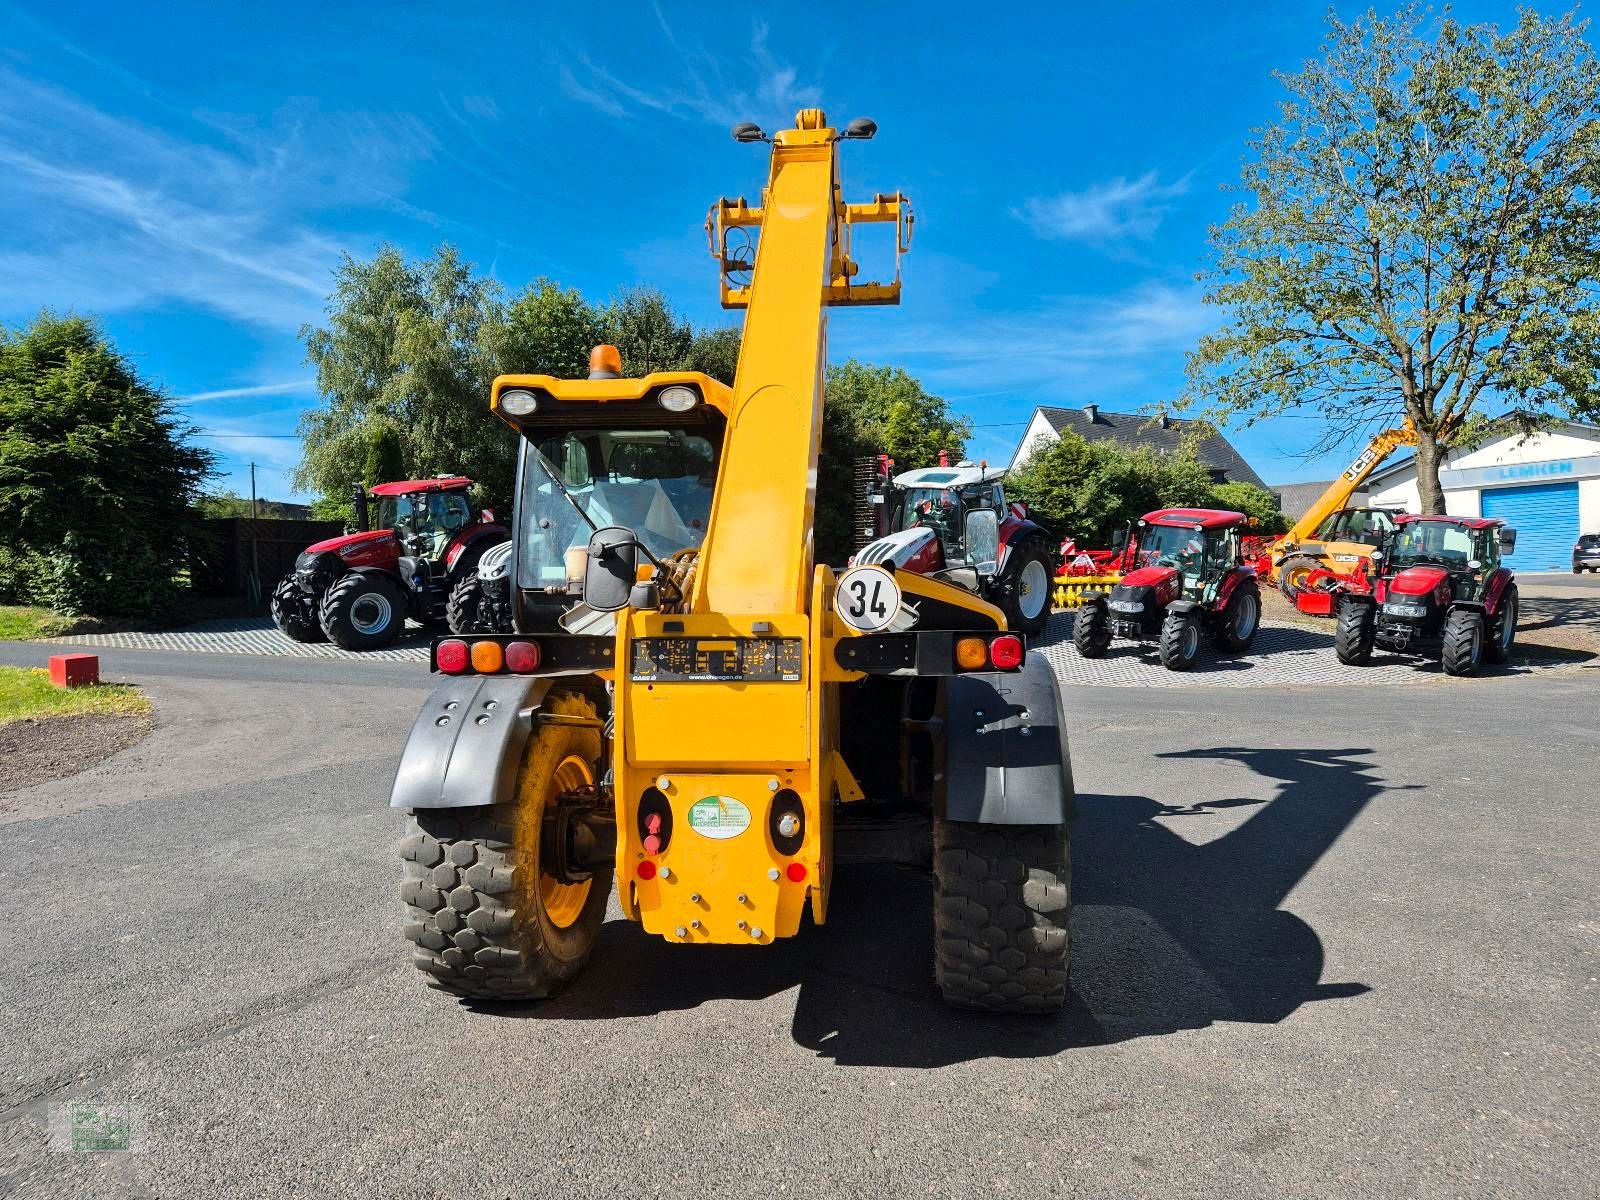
1480,481,1580,570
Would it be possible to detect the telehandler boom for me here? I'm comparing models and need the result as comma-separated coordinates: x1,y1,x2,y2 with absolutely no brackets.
389,111,1075,1013
1268,420,1417,602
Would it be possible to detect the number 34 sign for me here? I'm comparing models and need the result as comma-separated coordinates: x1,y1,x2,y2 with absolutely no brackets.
832,566,907,633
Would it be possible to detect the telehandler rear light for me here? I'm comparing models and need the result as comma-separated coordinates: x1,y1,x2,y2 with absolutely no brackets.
955,637,988,670
989,635,1024,670
504,640,541,672
436,639,469,674
636,860,658,880
471,640,505,673
786,862,808,882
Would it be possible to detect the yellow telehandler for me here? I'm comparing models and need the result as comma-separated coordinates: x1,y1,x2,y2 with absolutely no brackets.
389,110,1075,1013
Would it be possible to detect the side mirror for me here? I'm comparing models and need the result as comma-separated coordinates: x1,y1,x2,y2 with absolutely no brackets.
1111,528,1128,553
1499,527,1517,553
582,526,640,612
964,509,1000,577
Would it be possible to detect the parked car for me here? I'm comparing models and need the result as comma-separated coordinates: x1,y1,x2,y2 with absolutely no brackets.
1575,533,1600,574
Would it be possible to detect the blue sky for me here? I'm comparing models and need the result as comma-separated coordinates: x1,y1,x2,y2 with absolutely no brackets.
1,1,1520,501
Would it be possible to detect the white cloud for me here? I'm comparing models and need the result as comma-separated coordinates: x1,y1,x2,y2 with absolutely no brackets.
1018,172,1191,244
559,18,820,128
181,381,311,403
0,70,436,330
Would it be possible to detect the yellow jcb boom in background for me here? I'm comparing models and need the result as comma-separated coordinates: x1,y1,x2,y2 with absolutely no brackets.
1268,420,1418,603
389,111,1076,1013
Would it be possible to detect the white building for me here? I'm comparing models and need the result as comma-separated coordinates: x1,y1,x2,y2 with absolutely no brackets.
1365,421,1600,571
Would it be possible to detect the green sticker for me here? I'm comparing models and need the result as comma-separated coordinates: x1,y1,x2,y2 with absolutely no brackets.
687,796,752,840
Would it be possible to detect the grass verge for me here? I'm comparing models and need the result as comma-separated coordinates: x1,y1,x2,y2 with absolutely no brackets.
0,606,89,641
0,665,151,727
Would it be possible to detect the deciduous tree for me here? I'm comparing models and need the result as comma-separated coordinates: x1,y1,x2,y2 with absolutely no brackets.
1184,7,1600,511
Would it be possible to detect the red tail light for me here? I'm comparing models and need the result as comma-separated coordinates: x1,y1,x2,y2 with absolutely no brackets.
989,635,1024,670
505,640,541,673
786,862,808,882
636,860,658,880
436,639,469,674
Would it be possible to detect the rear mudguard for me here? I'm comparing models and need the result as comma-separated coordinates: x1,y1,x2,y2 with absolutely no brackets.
937,652,1075,825
1166,599,1200,617
390,675,553,810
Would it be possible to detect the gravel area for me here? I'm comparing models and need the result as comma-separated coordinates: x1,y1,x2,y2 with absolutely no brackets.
0,711,153,800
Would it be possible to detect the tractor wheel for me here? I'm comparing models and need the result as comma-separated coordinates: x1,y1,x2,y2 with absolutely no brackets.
1159,609,1202,671
1277,554,1321,601
319,572,406,651
446,573,488,635
1071,597,1112,658
1210,580,1261,654
401,691,610,1000
998,544,1053,636
1483,584,1518,664
1441,607,1485,677
1334,599,1375,665
932,819,1070,1013
270,576,325,643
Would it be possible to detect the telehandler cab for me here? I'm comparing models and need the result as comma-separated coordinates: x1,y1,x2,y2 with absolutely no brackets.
389,111,1075,1013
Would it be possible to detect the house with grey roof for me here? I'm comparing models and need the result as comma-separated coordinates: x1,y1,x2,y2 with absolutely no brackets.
1009,404,1267,489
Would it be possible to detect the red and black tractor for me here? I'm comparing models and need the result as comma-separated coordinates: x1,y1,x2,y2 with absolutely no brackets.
850,461,1057,634
1333,514,1518,677
270,477,509,651
1072,508,1263,671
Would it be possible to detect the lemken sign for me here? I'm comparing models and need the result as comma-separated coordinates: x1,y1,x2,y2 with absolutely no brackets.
1441,455,1600,490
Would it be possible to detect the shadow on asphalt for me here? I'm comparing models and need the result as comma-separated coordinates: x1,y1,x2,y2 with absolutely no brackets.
1033,610,1337,672
479,745,1389,1067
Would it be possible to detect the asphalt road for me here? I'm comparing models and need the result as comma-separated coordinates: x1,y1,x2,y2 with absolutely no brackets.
0,639,1596,1199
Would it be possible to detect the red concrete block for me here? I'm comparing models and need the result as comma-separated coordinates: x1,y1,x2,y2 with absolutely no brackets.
48,654,99,688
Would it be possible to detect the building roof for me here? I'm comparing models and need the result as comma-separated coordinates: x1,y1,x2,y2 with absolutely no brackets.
1026,406,1266,489
1269,480,1370,521
1366,417,1600,488
1396,514,1502,530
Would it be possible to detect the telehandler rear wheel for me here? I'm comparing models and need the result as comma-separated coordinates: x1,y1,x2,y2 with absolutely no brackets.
400,691,610,1000
933,820,1070,1012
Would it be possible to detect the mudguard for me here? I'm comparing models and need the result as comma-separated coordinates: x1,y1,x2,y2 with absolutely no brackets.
938,651,1075,825
390,675,553,810
1166,599,1200,616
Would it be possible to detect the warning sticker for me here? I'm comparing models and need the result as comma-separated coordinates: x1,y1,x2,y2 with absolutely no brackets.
687,796,752,840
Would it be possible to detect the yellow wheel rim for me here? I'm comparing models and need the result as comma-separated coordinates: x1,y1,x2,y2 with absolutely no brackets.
1285,565,1313,591
537,753,594,929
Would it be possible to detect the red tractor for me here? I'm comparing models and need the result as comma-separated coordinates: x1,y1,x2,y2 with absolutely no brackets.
1333,514,1518,677
270,477,509,651
1071,508,1263,671
850,461,1057,634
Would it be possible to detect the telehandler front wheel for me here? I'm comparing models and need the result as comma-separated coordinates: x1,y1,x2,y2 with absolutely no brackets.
933,819,1071,1013
400,691,611,1000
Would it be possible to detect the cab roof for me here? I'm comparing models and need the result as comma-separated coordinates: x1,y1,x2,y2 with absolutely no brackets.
893,462,1007,489
369,477,473,496
1141,507,1247,529
1395,514,1502,530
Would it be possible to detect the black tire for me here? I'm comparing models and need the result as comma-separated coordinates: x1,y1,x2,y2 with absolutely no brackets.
401,691,610,1000
1441,607,1485,677
319,571,406,650
1071,597,1112,658
446,573,489,635
1481,581,1519,665
932,819,1070,1013
1211,580,1261,654
1159,608,1202,671
996,543,1053,636
1334,599,1375,665
270,575,325,643
1277,554,1321,601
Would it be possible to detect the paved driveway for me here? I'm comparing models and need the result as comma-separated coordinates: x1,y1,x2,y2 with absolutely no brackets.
0,640,1595,1198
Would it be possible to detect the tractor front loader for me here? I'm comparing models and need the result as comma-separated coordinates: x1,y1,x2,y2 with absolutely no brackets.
389,111,1075,1013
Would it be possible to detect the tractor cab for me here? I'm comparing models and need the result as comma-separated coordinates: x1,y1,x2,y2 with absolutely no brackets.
1075,507,1263,671
854,462,1057,634
1335,514,1519,676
